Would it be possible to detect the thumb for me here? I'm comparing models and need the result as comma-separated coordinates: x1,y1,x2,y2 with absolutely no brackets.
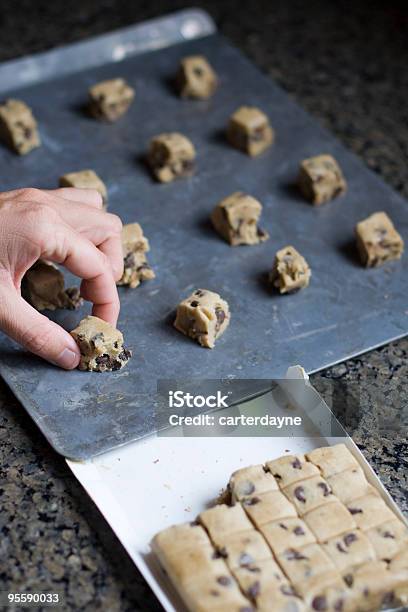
0,284,80,370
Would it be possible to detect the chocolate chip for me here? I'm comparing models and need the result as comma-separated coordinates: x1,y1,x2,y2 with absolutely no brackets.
294,486,306,503
336,542,347,554
243,496,260,506
348,506,363,515
334,600,344,612
312,596,327,611
190,300,199,307
344,574,353,587
344,533,358,546
383,531,395,539
95,354,111,366
193,66,204,77
239,553,254,567
281,585,297,596
247,581,260,599
292,458,302,469
363,588,369,597
216,547,228,559
195,290,205,297
217,575,231,587
274,473,282,480
293,526,305,536
215,307,226,331
317,482,331,496
382,592,395,606
210,589,220,597
285,548,308,561
279,523,288,530
238,481,256,498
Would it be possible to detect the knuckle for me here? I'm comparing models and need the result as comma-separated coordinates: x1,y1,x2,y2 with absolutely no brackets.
106,213,123,234
21,324,54,355
19,187,46,202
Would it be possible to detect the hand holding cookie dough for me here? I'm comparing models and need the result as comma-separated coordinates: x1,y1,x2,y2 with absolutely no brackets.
0,186,123,369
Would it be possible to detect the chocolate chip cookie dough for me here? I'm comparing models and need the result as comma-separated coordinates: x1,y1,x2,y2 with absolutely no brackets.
147,132,195,183
22,260,82,311
210,192,269,246
269,246,311,294
298,154,346,205
70,315,131,372
226,106,274,156
152,444,408,612
174,289,230,349
176,55,218,99
355,211,404,267
117,223,155,289
59,170,108,207
0,98,40,155
88,78,134,122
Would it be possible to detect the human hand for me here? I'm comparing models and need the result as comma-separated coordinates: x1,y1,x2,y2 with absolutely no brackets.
0,187,123,369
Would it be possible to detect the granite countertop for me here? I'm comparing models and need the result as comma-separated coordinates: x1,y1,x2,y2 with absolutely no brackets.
0,1,407,610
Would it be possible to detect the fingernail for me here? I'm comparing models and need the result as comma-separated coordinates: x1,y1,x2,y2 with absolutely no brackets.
56,348,80,370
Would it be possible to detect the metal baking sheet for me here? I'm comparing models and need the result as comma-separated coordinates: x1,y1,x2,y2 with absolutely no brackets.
0,9,407,460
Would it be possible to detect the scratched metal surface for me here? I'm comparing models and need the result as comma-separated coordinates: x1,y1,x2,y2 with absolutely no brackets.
0,9,407,460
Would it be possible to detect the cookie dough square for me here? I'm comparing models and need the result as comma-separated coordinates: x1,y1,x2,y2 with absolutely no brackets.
283,475,337,516
232,558,287,601
266,454,320,488
183,572,253,612
346,494,396,530
298,154,346,205
326,466,377,504
257,589,305,612
365,518,408,560
211,192,269,246
156,544,225,586
261,518,316,555
306,444,359,478
22,260,82,312
322,530,376,574
59,169,107,207
226,106,274,156
355,211,404,267
304,501,357,542
229,464,278,502
152,523,212,556
118,223,155,289
199,505,253,547
174,289,230,349
176,55,218,99
88,78,134,121
147,132,195,183
345,561,402,612
269,246,311,294
242,490,297,528
70,315,132,372
276,543,337,592
0,98,40,155
218,530,272,570
302,576,351,612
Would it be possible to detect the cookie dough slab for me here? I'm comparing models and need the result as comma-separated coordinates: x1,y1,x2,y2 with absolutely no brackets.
70,315,132,372
176,55,218,99
88,78,134,121
355,211,404,267
210,192,269,246
174,289,230,349
22,260,82,311
59,169,108,207
0,98,40,154
118,223,155,289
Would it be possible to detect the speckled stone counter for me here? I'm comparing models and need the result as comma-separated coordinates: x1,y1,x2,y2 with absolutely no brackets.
0,1,407,610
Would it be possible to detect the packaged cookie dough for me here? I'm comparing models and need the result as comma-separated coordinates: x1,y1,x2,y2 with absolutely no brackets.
117,223,155,289
147,132,195,183
298,154,346,205
226,106,274,156
355,211,404,267
22,260,82,312
88,78,134,121
210,192,269,246
70,315,132,372
174,289,230,349
269,246,311,294
0,98,40,155
59,169,107,207
176,55,218,99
